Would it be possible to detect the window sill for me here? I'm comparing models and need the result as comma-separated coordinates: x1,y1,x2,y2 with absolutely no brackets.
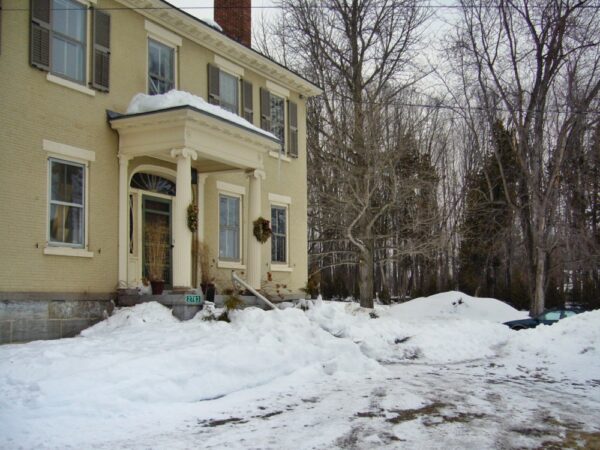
47,74,96,97
270,265,293,272
217,260,246,270
269,151,292,162
44,246,94,258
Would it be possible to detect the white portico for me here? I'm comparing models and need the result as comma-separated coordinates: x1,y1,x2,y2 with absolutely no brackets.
110,105,281,291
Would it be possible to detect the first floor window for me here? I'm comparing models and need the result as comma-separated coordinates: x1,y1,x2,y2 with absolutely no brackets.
51,0,87,83
271,205,287,263
219,194,240,261
148,39,175,95
49,158,85,247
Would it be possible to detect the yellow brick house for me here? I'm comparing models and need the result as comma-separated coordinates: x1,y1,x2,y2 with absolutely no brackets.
0,0,321,343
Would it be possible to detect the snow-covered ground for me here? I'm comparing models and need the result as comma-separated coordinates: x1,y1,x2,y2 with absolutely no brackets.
1,292,599,449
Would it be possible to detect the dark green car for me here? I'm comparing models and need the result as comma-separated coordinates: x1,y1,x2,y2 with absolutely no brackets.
503,309,582,330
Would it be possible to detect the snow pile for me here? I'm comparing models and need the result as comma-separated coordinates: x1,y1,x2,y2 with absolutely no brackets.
0,303,378,447
504,309,600,381
388,291,527,323
81,301,178,336
126,90,276,139
305,299,513,364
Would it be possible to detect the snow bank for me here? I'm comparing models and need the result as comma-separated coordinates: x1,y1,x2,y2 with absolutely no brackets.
305,299,513,364
504,309,600,381
126,90,276,139
388,291,527,323
0,303,378,447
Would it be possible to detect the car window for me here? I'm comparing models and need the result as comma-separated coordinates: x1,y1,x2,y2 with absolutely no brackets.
562,310,578,318
540,311,561,321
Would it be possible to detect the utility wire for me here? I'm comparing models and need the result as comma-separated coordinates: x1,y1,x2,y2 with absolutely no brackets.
4,1,600,11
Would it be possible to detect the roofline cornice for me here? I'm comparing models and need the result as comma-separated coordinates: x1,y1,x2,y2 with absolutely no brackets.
113,0,323,98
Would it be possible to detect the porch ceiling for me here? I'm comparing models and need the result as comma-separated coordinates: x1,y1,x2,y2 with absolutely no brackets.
109,106,280,171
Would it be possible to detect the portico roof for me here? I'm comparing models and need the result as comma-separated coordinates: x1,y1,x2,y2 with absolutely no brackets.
109,105,281,172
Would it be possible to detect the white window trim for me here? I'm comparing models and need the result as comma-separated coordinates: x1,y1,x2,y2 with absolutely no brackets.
217,185,244,265
217,260,247,270
266,80,290,98
214,55,245,77
269,194,292,270
269,151,291,162
43,139,96,162
44,151,93,257
145,20,183,47
216,181,246,196
47,73,96,96
44,247,94,258
268,193,292,205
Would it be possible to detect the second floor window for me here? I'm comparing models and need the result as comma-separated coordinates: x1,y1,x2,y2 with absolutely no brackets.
148,39,175,95
219,71,239,114
52,0,86,83
270,94,285,146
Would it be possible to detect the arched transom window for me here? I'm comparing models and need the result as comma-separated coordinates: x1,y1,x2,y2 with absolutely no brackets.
130,173,176,196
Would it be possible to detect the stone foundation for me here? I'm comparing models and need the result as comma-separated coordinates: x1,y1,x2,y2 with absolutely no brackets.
0,293,115,345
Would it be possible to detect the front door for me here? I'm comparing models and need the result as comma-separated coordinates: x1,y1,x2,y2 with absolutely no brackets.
142,196,172,287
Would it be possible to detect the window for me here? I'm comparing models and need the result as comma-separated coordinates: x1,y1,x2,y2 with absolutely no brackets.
30,0,111,91
219,71,239,114
208,64,250,117
271,205,287,263
219,194,240,261
49,159,85,247
261,88,298,157
148,39,175,95
51,0,86,83
270,94,285,146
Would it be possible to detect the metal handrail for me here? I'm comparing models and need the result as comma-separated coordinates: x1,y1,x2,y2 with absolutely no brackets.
231,271,278,310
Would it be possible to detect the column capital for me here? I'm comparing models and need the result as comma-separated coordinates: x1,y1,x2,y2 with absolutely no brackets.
118,153,132,163
171,148,198,161
197,173,209,185
246,169,266,180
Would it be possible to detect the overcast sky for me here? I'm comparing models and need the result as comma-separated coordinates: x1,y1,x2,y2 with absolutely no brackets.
170,0,278,29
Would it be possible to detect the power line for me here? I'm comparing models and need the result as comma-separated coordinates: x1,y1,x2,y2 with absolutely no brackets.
4,1,600,11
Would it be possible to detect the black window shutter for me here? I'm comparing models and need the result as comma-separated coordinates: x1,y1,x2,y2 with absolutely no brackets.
208,64,220,105
30,0,51,71
260,88,271,132
242,79,253,123
288,101,298,158
92,8,110,91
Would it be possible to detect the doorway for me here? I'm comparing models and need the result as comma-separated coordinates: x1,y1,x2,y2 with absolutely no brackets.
142,195,172,287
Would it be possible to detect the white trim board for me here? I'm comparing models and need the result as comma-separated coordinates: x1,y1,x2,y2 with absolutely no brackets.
216,180,246,195
43,139,96,162
145,20,183,47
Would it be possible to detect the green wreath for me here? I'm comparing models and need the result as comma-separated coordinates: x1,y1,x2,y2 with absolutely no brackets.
187,203,199,232
253,217,272,243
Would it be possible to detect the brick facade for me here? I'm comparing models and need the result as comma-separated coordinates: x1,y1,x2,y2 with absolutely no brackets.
214,0,252,47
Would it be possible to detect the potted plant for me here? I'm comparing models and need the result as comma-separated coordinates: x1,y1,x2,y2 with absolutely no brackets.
145,222,169,295
198,241,216,302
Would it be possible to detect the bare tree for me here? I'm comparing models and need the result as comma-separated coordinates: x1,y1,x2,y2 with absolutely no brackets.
454,0,600,315
258,0,429,307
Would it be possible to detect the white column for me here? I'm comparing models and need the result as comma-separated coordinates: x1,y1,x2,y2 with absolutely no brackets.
118,154,131,288
171,148,198,290
246,169,266,289
196,174,208,289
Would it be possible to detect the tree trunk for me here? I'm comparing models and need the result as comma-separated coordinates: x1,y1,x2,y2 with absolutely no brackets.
532,246,547,316
358,241,374,308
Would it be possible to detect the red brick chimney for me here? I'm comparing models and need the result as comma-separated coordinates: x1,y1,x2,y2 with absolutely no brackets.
214,0,252,48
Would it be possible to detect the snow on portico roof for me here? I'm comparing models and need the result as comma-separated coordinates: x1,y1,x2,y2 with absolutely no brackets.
123,90,278,141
